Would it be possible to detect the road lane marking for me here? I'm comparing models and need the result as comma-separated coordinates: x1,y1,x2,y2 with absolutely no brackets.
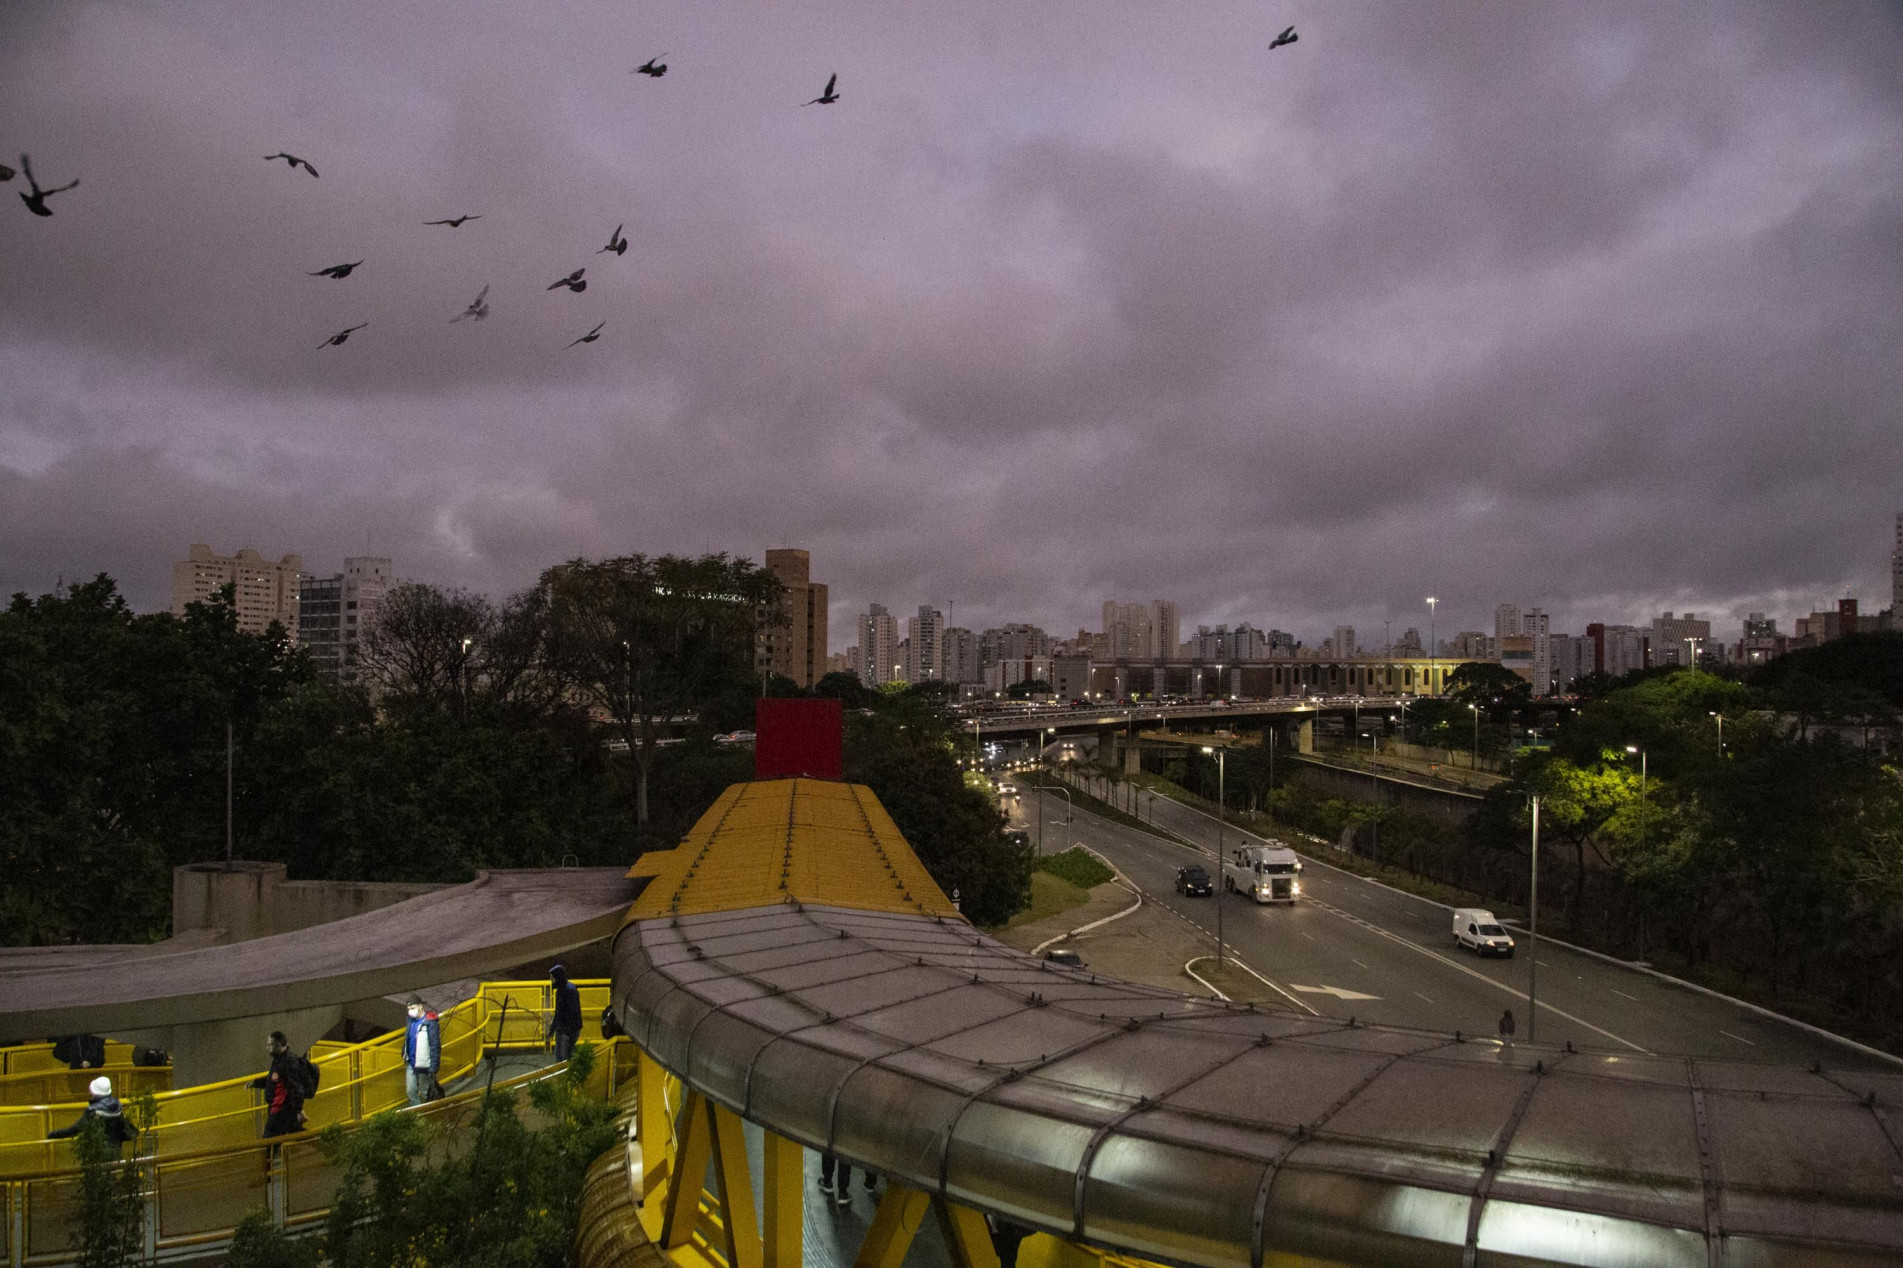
1290,985,1381,1001
1303,897,1651,1054
1720,1030,1756,1046
1301,933,1315,941
1350,958,1370,969
1611,989,1637,1001
1413,991,1434,1004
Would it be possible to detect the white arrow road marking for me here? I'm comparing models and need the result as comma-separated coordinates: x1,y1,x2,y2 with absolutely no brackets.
1290,984,1382,1001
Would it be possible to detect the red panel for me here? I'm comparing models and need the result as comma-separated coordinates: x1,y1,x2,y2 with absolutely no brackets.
754,698,844,780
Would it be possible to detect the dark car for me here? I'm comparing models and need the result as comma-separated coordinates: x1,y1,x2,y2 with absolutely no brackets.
1044,948,1087,969
1175,865,1213,897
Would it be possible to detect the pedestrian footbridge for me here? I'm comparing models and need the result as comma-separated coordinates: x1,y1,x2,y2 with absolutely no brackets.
3,776,1902,1266
602,778,1903,1268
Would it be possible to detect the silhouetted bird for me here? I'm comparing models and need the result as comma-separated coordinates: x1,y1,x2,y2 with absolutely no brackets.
425,214,482,227
264,152,320,178
566,321,606,349
318,323,367,349
0,162,14,182
598,224,627,256
804,73,839,106
17,155,79,217
547,268,587,293
451,285,490,323
1270,25,1297,49
309,261,363,279
635,54,668,77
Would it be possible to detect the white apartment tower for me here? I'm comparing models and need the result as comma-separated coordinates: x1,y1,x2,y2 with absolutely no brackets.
905,606,945,682
1523,608,1552,695
856,605,901,685
298,556,393,682
171,544,303,638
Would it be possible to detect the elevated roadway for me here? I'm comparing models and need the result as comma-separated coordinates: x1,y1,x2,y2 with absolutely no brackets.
962,696,1409,742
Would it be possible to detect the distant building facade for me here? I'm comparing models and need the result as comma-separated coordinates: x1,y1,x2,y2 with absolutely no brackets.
1101,600,1179,661
905,606,945,683
758,549,829,688
298,556,392,682
171,544,302,638
856,605,901,685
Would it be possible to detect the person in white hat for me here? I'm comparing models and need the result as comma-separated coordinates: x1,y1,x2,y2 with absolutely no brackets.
48,1075,137,1155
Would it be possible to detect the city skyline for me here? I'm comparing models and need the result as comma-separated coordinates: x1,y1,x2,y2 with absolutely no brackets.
3,3,1899,649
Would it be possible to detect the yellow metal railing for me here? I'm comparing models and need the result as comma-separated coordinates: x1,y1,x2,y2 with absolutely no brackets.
0,980,613,1180
0,981,629,1268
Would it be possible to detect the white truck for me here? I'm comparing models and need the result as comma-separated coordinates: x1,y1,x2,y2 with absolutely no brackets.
1222,843,1304,904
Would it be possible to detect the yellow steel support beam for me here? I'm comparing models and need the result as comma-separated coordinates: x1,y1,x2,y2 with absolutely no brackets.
935,1197,1003,1268
761,1131,804,1268
634,1049,672,1200
659,1090,712,1250
708,1102,763,1268
854,1182,933,1268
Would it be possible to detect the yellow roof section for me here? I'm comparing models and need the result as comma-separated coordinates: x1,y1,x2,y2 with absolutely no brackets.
625,779,964,922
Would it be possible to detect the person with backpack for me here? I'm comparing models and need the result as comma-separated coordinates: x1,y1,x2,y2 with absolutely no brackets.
251,1032,312,1137
546,964,582,1062
403,996,441,1106
48,1076,138,1156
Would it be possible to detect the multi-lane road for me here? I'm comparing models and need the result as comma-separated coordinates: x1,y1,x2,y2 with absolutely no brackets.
1011,783,1898,1072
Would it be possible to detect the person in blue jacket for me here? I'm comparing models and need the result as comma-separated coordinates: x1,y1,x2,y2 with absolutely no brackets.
547,964,583,1061
402,996,441,1106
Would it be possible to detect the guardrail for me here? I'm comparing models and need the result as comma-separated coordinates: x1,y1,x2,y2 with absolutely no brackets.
0,981,630,1267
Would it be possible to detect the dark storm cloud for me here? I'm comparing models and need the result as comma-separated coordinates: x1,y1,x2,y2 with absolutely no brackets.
2,1,1898,647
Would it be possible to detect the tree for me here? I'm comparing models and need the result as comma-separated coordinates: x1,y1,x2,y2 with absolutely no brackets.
814,671,881,709
1447,661,1531,717
543,554,785,829
1005,678,1052,700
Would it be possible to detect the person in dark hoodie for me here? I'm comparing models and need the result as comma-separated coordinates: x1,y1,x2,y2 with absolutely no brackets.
250,1032,308,1137
48,1075,137,1155
547,964,583,1061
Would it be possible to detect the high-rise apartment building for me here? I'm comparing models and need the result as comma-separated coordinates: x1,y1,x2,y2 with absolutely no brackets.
1586,623,1649,678
1523,608,1552,695
856,605,901,685
942,627,980,685
1330,626,1358,658
905,606,944,682
298,556,392,682
171,544,303,638
1892,512,1902,613
979,624,1053,670
757,549,830,688
1101,600,1179,661
1650,612,1712,666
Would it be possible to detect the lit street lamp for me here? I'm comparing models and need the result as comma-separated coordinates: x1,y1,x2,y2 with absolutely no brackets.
1202,744,1227,967
1528,793,1541,1043
1710,711,1724,757
1469,703,1480,769
1625,745,1648,850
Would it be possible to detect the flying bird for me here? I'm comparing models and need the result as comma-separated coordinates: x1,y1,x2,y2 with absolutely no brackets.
17,155,79,217
547,268,587,293
308,260,363,279
634,54,668,77
425,213,482,227
804,73,839,106
318,323,367,349
451,285,490,323
598,224,627,256
1270,25,1297,49
0,162,14,182
566,321,606,349
264,152,320,177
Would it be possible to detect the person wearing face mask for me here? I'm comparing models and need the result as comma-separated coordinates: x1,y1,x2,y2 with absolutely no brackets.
403,996,441,1106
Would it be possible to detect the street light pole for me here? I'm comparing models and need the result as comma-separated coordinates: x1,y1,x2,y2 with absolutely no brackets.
1625,745,1647,849
1425,596,1439,678
225,719,234,869
1204,745,1227,967
1529,793,1540,1044
1470,704,1480,770
1710,711,1723,757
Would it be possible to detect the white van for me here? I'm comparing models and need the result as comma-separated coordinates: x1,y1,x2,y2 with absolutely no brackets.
1452,908,1515,957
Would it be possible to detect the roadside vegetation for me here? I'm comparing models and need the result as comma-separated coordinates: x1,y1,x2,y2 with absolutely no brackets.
1,565,1031,942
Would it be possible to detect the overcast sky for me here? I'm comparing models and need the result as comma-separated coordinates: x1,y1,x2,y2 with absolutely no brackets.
3,1,1899,650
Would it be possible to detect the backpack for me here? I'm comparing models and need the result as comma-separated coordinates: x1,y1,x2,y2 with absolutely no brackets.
292,1053,321,1098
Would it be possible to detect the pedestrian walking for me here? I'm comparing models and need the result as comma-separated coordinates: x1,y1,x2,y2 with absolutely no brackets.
547,964,583,1062
1498,1008,1517,1044
47,1076,138,1156
403,996,441,1106
251,1033,310,1137
818,1151,853,1207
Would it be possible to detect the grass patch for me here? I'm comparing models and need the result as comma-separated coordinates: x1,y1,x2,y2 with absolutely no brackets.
989,870,1091,932
1037,846,1114,890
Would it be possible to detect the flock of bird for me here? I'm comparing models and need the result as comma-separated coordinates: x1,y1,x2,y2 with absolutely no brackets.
8,27,1298,354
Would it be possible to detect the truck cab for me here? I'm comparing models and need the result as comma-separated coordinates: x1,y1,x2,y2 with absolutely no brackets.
1222,843,1303,904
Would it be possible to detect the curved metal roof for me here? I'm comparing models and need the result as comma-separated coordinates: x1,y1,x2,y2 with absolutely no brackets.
613,782,1903,1267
